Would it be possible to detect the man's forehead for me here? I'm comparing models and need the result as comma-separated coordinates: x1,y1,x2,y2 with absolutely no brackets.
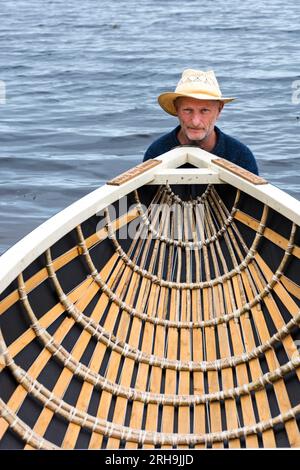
175,97,220,108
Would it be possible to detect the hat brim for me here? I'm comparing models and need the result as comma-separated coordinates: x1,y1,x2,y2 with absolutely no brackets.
158,92,235,116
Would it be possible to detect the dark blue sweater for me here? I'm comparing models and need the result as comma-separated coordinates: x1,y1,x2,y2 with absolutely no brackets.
144,125,258,175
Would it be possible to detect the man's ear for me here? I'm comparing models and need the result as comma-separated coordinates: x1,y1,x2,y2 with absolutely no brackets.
218,102,224,113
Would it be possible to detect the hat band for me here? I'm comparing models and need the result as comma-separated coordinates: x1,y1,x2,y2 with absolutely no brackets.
175,88,222,98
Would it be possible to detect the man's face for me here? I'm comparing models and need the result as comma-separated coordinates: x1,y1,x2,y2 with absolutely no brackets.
175,97,223,143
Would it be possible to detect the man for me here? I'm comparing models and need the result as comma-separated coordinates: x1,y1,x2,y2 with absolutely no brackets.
144,69,258,175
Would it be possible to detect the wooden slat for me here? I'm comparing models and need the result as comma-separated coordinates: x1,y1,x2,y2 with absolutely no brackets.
0,277,94,374
106,198,170,449
234,210,300,259
106,272,140,449
240,270,276,447
198,200,223,448
19,254,118,448
0,275,101,440
204,199,241,448
0,209,139,317
190,202,206,449
211,191,260,447
88,266,137,449
23,280,102,449
248,255,300,447
281,275,300,300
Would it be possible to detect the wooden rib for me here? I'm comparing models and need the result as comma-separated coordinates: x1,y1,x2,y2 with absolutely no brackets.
161,201,182,449
21,254,119,449
281,275,300,300
254,254,300,370
234,210,300,259
142,195,176,449
0,275,97,439
190,200,206,449
105,273,140,449
126,195,173,449
204,199,241,448
105,196,170,449
212,158,268,185
160,290,178,448
124,288,155,449
239,270,276,447
90,195,167,448
0,277,94,374
218,200,275,446
248,255,300,447
254,254,300,380
22,282,103,450
61,340,105,449
87,266,139,449
215,197,276,447
0,209,139,317
210,188,266,447
199,200,223,448
177,203,193,448
229,278,259,447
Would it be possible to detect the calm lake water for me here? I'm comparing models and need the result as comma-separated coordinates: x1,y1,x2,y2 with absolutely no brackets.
0,0,300,253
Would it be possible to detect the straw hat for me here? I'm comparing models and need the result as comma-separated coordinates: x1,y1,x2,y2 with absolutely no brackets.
158,69,235,116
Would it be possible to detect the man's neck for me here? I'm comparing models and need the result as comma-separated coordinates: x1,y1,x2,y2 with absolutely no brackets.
177,127,217,152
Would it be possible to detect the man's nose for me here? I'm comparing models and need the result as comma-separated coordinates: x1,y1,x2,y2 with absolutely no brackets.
191,113,203,127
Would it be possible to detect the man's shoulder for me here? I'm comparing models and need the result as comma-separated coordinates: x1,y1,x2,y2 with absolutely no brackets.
218,128,259,175
220,128,250,153
143,127,180,161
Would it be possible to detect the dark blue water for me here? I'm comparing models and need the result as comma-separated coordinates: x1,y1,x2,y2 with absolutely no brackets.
0,0,300,253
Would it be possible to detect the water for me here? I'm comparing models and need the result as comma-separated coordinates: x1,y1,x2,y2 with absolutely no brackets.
0,0,300,253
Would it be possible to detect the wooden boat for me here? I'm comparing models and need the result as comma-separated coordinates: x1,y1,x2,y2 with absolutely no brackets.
1,146,300,449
